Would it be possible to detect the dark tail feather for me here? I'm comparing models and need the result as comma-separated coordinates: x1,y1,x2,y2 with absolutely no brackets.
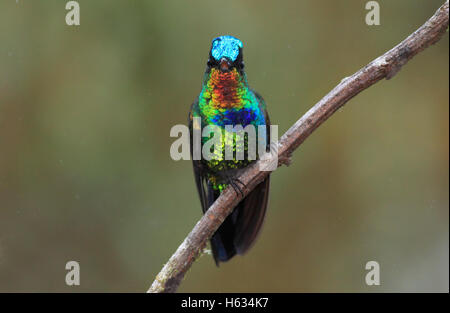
208,176,270,265
206,185,236,265
210,218,237,265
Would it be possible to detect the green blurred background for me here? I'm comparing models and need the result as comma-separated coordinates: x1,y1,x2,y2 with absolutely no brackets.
0,0,448,292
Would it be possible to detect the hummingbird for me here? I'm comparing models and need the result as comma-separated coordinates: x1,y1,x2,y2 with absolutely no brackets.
189,35,271,265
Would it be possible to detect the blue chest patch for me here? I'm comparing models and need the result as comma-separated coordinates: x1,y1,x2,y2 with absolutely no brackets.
212,108,259,127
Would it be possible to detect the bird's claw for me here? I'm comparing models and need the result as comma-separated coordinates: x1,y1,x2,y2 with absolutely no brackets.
227,176,246,198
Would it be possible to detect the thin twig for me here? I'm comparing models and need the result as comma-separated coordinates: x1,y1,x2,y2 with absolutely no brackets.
148,1,449,293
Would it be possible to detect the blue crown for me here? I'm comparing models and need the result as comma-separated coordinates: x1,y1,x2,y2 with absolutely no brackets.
210,36,243,62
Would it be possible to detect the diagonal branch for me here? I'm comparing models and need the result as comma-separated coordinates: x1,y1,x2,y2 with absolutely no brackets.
148,1,449,293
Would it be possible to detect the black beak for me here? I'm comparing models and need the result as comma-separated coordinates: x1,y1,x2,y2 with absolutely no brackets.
219,58,232,71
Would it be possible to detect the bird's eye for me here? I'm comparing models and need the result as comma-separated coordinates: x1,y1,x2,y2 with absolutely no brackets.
207,58,216,67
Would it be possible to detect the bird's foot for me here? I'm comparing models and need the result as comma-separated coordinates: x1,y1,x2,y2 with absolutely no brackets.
226,175,246,198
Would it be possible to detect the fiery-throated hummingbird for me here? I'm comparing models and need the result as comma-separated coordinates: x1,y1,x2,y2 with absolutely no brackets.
189,35,270,265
